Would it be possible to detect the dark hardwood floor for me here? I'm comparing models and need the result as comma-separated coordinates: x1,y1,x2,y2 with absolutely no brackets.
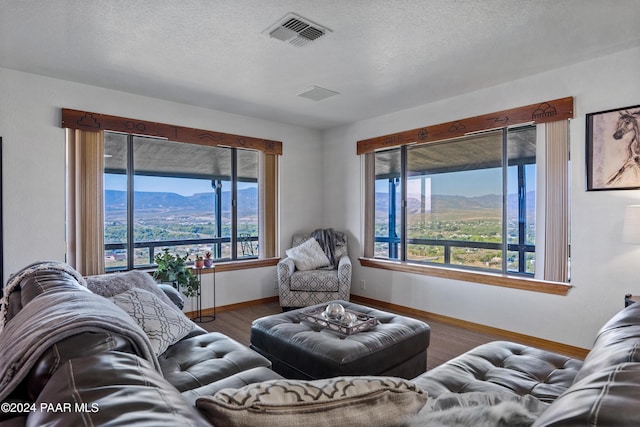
198,300,505,370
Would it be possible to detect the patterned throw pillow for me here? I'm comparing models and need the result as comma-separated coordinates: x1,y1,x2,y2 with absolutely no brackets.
196,376,428,427
285,237,330,271
109,288,194,356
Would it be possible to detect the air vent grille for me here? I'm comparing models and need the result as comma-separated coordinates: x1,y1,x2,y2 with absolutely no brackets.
265,13,331,47
299,26,324,41
282,18,309,33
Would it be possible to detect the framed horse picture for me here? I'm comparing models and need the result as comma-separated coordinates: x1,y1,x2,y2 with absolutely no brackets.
587,104,640,191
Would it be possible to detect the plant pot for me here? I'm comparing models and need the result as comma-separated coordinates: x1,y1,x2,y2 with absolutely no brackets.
203,258,213,268
194,259,204,269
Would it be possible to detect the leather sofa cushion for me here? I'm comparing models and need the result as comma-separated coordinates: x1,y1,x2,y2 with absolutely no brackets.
572,302,640,384
181,367,284,405
0,415,27,427
159,332,271,392
413,341,583,403
28,351,210,427
532,362,640,426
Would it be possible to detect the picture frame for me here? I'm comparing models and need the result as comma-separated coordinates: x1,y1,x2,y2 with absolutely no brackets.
586,104,640,191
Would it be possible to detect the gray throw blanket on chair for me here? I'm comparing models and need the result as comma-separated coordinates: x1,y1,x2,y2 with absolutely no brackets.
0,262,160,403
312,228,337,268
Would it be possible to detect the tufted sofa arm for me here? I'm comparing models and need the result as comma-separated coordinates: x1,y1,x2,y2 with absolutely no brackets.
412,341,583,403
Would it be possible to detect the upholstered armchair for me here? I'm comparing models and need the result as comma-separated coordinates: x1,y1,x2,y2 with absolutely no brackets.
278,230,352,309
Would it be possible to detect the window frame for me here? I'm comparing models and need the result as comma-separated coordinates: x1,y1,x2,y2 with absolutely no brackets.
373,127,536,276
104,133,263,271
62,109,280,274
357,98,573,294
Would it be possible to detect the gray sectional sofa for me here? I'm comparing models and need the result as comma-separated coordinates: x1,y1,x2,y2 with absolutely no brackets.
0,263,281,426
1,261,640,426
410,301,640,426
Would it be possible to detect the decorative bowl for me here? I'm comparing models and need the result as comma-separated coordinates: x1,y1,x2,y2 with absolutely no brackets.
340,311,358,326
324,303,345,320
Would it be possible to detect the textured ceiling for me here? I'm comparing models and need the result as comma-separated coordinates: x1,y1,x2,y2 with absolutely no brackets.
1,0,639,130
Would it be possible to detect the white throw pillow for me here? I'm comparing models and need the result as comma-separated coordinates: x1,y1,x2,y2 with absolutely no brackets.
285,237,330,271
109,288,194,356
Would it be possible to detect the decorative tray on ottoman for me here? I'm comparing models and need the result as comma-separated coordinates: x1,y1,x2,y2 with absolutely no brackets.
299,305,379,335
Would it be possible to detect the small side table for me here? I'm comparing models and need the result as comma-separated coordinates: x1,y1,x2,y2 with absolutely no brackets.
625,294,640,307
192,266,216,323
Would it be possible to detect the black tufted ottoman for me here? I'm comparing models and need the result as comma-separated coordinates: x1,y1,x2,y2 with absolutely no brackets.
250,300,431,380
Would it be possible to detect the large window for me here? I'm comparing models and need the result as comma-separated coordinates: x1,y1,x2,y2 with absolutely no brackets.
369,124,567,280
64,108,280,276
104,132,260,271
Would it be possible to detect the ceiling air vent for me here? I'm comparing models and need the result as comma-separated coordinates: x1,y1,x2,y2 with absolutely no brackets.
297,86,339,101
264,13,331,47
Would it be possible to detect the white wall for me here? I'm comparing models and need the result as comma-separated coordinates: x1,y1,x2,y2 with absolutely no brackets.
0,67,324,306
323,45,640,349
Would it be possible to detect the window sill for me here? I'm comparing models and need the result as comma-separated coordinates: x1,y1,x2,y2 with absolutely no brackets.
137,257,280,276
213,257,280,272
358,257,571,295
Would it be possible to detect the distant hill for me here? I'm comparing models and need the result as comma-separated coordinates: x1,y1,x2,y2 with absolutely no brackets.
105,188,258,218
105,188,533,221
377,192,535,218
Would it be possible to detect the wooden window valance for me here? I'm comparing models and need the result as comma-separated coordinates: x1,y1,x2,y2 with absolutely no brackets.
61,108,283,156
356,97,573,155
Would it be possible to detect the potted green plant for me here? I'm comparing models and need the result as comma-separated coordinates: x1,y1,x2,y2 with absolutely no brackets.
153,248,200,297
203,251,213,268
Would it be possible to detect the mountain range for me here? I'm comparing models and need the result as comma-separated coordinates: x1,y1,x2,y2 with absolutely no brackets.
379,192,535,218
105,188,258,218
105,188,534,219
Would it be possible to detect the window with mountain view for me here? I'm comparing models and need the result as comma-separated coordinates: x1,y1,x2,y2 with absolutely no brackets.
104,132,259,271
373,126,538,276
